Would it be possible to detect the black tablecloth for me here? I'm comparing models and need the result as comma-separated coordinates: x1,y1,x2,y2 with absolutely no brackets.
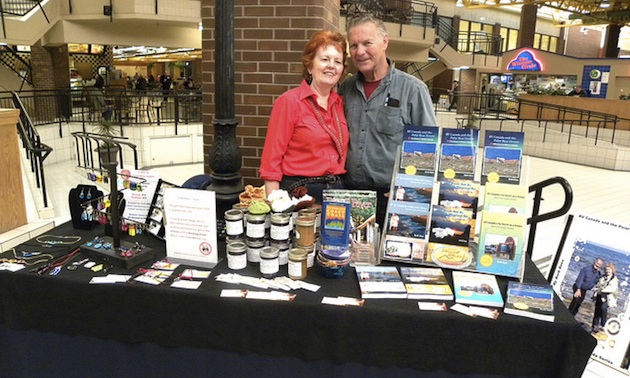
0,222,595,377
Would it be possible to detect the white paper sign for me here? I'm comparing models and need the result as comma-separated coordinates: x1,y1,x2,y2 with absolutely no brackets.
163,188,218,267
117,169,161,223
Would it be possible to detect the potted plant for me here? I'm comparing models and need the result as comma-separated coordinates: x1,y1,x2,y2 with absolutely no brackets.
464,113,479,129
95,120,120,166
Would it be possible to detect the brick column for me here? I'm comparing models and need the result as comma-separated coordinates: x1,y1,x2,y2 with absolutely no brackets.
201,0,339,188
517,3,536,48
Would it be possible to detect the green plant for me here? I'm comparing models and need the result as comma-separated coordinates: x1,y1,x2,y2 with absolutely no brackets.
95,120,119,147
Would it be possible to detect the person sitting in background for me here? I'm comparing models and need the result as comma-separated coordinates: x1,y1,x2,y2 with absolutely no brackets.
259,30,348,204
568,86,587,97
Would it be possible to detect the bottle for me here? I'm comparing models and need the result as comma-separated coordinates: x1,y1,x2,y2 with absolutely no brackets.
270,212,291,241
295,216,315,247
288,248,308,280
259,246,279,278
224,209,244,237
227,241,247,270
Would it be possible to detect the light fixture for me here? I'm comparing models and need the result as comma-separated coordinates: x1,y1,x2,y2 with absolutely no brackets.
456,0,464,8
600,1,610,8
198,22,203,31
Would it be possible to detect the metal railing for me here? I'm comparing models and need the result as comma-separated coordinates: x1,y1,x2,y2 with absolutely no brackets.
342,0,437,37
71,131,139,176
11,92,53,208
0,89,202,132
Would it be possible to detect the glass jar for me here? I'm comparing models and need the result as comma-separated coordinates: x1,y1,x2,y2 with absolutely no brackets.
227,241,247,270
270,239,290,266
224,209,244,236
295,216,316,247
246,213,266,239
299,243,316,269
232,203,249,230
270,212,291,241
246,236,266,263
259,246,279,278
288,248,308,280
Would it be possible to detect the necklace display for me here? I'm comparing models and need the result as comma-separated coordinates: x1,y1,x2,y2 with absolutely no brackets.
0,249,54,266
307,97,344,163
35,235,82,246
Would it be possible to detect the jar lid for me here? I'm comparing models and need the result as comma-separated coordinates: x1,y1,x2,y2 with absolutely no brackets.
245,237,266,247
225,209,244,220
270,212,290,223
246,213,266,221
295,216,315,226
289,248,308,260
227,241,247,253
260,246,279,259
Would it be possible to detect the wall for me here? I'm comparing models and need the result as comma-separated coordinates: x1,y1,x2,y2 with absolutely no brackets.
201,0,340,187
565,27,603,58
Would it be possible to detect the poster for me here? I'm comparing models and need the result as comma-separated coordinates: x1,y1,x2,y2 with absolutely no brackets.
551,214,630,374
163,188,218,268
117,169,160,224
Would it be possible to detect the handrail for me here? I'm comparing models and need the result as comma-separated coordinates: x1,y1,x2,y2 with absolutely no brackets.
71,131,139,174
11,92,53,208
526,177,573,281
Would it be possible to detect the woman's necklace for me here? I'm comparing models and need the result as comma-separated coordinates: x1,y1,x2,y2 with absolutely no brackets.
35,235,83,246
0,249,54,266
307,97,344,163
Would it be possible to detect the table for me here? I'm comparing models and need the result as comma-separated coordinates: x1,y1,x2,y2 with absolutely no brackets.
0,221,596,377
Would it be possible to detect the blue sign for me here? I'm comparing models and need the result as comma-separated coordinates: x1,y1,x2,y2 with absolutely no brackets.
506,50,543,71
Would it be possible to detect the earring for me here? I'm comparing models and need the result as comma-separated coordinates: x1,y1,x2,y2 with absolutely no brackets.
86,189,92,200
81,208,88,221
79,188,85,199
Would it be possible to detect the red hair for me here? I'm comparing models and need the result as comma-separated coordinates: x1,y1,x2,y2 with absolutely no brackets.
302,30,347,82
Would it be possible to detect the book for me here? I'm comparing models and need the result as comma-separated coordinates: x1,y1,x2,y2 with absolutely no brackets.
438,127,479,181
399,125,440,177
355,266,408,299
476,210,526,279
504,281,555,322
427,205,475,270
399,267,453,301
481,130,524,185
320,201,352,247
482,182,527,215
322,190,378,266
452,271,504,308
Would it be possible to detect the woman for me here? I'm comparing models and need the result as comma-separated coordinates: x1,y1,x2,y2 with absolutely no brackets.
259,30,348,204
591,262,619,333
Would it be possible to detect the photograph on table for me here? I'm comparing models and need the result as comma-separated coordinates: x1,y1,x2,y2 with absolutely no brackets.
550,214,630,374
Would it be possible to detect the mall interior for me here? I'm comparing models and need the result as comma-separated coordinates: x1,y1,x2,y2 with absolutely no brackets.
2,0,630,377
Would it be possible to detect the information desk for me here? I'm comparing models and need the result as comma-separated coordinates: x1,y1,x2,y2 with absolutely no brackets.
0,222,595,377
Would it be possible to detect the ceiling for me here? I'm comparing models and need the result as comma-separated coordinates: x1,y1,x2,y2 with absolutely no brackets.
461,1,630,27
113,46,201,64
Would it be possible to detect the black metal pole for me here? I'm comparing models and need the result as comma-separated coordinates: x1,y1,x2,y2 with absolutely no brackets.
207,0,243,219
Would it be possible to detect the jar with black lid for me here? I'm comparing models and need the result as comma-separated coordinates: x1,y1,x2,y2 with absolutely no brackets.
259,246,279,278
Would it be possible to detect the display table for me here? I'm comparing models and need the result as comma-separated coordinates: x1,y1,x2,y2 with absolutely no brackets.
0,221,595,377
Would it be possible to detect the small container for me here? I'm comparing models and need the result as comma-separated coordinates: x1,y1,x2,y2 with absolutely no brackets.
295,216,316,247
227,241,247,270
246,213,266,239
288,248,308,280
270,212,291,241
259,246,279,278
300,244,316,269
246,236,266,263
271,239,290,265
224,209,244,236
232,203,249,230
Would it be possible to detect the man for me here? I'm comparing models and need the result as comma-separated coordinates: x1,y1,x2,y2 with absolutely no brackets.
567,86,587,97
568,258,603,316
339,14,437,228
448,80,459,111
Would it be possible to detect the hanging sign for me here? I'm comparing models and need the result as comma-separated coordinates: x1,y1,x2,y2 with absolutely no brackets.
506,50,543,71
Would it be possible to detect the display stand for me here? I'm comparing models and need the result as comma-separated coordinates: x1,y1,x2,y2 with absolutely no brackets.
81,236,153,269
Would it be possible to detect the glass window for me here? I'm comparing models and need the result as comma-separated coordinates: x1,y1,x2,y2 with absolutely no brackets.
507,29,518,51
500,27,509,52
540,35,550,51
534,34,541,49
549,37,558,53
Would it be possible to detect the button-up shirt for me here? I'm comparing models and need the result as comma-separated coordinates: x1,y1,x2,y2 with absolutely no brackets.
259,80,348,182
338,59,437,190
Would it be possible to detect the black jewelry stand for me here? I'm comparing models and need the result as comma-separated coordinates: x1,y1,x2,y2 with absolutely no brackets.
81,236,154,269
80,145,153,269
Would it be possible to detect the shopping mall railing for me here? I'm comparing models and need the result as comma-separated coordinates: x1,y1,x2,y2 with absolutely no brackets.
11,92,53,208
0,88,202,132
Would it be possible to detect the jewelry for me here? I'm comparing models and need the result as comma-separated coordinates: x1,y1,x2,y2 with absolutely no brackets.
36,235,82,246
0,249,54,266
33,247,81,275
79,188,85,199
307,97,344,163
86,188,92,200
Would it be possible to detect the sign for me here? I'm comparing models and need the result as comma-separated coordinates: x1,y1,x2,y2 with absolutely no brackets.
163,188,218,268
506,50,543,71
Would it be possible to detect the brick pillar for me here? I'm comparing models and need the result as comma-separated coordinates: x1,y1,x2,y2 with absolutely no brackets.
30,43,71,122
604,24,621,58
201,0,340,187
517,3,536,48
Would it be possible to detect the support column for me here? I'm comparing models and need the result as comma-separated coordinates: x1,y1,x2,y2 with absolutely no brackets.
205,0,243,219
517,3,537,48
604,24,621,58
